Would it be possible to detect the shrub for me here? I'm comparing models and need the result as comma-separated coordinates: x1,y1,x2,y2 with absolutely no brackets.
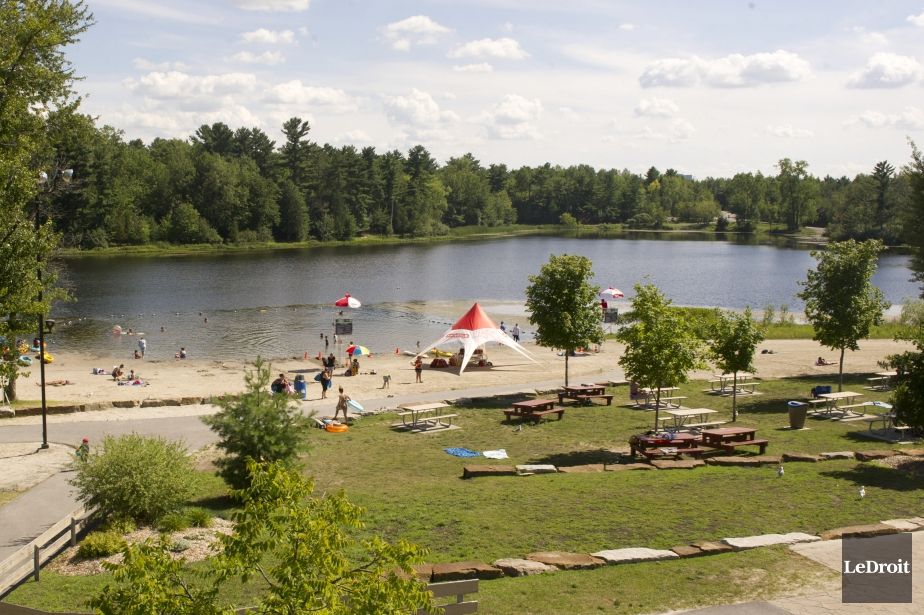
185,507,212,528
169,539,192,553
102,517,136,535
157,512,191,533
77,531,126,559
70,434,195,523
202,358,313,489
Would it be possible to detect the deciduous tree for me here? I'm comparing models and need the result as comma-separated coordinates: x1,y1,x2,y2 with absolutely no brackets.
708,308,764,421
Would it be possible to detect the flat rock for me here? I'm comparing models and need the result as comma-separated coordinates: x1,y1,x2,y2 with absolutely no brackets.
723,533,820,550
181,396,205,406
516,464,558,475
671,545,704,558
557,464,605,473
650,459,704,469
820,451,856,460
880,519,922,531
781,452,822,462
80,402,108,412
492,558,557,576
896,448,924,457
692,541,734,554
140,399,167,408
820,524,902,540
0,408,15,418
605,463,655,471
855,450,894,461
431,561,503,581
526,551,605,570
705,457,764,467
592,548,678,564
159,398,182,406
111,400,138,408
48,404,80,414
462,465,517,479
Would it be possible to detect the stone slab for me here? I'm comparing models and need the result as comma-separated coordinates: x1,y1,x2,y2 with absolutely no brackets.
462,465,517,479
705,457,765,467
140,399,167,408
431,561,503,581
650,459,705,469
692,541,734,554
526,551,605,570
671,545,704,558
820,451,856,460
896,448,924,457
854,450,894,461
492,558,557,576
781,452,822,462
516,464,558,475
181,396,205,406
723,533,820,550
48,404,80,414
605,463,655,471
557,464,605,473
111,400,139,408
820,523,902,540
0,408,14,419
592,548,679,564
881,519,922,531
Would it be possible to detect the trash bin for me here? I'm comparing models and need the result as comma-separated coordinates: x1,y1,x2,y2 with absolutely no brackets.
787,401,808,430
293,378,307,399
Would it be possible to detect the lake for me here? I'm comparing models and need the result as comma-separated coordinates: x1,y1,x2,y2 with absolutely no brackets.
49,235,918,361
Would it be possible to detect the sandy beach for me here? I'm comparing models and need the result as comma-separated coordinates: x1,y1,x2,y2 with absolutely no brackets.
11,337,913,409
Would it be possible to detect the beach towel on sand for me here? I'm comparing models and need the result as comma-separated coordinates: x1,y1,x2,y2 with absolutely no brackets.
482,449,508,459
443,447,480,458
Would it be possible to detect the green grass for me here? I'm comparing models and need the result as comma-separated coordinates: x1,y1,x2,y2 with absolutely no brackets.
6,373,920,613
0,490,21,506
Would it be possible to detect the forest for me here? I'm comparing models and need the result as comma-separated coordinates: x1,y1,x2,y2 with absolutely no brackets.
39,112,919,250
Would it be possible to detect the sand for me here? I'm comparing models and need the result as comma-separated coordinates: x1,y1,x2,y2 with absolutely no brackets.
11,337,913,409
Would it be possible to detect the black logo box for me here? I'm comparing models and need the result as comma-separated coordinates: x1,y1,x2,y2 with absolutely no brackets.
842,533,913,603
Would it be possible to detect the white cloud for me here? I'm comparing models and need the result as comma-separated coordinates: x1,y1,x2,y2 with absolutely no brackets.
233,0,310,11
90,0,216,25
382,15,449,50
384,89,459,126
847,52,922,88
449,37,528,60
639,50,810,87
127,71,258,100
907,11,924,26
334,129,373,143
453,63,493,73
477,94,543,140
850,27,888,45
232,51,285,65
618,23,637,31
241,28,295,44
847,106,924,130
132,58,189,71
765,124,815,138
634,97,679,117
611,118,695,143
266,80,357,111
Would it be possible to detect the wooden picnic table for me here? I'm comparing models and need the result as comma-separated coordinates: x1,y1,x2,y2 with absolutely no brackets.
629,432,704,459
700,426,768,454
395,402,457,432
634,386,684,409
558,384,613,405
659,408,724,431
816,391,865,417
505,398,565,423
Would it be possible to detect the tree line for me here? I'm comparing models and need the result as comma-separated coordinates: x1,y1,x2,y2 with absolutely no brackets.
40,113,922,250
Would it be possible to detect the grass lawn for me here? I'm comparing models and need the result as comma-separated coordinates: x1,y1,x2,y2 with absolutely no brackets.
5,373,920,614
0,491,20,507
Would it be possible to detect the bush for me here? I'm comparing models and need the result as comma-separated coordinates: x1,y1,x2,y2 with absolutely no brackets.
169,539,192,553
202,358,313,489
102,517,136,535
70,434,195,523
185,507,212,528
77,531,126,559
157,512,191,533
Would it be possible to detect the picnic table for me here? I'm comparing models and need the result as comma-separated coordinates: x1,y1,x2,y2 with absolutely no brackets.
866,371,898,391
634,386,685,409
700,426,768,454
558,384,613,405
657,408,726,431
504,398,565,423
709,373,754,392
629,432,706,459
815,391,865,418
394,402,458,432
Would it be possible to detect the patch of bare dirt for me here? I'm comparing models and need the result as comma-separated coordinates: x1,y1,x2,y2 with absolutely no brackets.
876,455,924,477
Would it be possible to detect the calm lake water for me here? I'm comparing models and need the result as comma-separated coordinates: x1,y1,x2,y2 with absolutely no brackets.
49,235,918,361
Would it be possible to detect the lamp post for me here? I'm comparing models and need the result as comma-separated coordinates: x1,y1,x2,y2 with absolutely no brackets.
35,168,72,449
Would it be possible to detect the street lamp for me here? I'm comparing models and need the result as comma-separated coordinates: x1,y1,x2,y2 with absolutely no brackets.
35,167,72,449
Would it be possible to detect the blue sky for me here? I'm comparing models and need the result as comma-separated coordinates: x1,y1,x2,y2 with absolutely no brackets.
70,0,924,177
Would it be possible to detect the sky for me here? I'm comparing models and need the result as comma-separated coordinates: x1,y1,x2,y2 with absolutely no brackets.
67,0,924,178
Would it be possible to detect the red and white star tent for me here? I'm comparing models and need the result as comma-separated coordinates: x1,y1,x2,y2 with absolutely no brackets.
416,303,537,374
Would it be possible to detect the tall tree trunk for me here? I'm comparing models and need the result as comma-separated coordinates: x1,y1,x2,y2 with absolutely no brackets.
564,351,569,387
838,347,845,392
654,386,661,431
732,371,738,422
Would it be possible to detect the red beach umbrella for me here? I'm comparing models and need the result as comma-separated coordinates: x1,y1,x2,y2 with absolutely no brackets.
334,293,361,308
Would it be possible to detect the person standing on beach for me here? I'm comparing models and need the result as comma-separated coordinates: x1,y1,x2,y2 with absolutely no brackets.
413,356,423,383
333,386,350,422
138,337,146,358
512,323,521,342
320,368,332,398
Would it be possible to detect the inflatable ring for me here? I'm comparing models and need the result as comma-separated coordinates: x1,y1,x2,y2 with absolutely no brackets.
325,423,349,433
19,355,33,366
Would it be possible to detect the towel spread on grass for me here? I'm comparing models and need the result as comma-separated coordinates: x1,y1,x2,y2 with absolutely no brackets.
443,447,480,457
482,449,508,459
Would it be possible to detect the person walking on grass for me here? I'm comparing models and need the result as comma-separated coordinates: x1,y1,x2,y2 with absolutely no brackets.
334,386,351,422
413,356,423,383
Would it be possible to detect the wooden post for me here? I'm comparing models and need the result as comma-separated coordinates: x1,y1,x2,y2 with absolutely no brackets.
33,545,40,581
70,517,77,547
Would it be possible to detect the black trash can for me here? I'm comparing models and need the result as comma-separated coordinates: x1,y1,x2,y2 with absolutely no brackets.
788,401,808,430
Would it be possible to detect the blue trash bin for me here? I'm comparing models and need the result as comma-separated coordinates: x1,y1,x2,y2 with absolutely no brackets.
294,380,307,399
